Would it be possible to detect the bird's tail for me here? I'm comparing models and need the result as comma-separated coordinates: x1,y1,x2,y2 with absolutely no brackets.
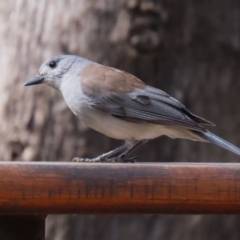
192,130,240,156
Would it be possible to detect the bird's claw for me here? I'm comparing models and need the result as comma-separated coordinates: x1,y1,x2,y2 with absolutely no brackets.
102,156,139,163
72,157,101,163
72,156,139,163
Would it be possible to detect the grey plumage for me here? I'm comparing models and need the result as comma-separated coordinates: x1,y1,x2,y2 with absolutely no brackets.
89,86,213,131
24,55,240,161
192,130,240,155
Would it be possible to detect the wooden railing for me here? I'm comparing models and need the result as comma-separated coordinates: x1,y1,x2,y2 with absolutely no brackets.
1,162,240,239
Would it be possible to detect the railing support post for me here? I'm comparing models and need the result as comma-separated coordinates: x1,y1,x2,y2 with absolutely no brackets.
0,215,46,240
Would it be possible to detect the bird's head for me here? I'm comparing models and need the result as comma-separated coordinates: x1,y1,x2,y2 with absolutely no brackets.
24,55,88,91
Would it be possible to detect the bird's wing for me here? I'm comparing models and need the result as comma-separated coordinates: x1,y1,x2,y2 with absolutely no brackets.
80,64,214,132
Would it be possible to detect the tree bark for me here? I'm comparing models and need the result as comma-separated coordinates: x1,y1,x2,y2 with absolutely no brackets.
0,0,240,240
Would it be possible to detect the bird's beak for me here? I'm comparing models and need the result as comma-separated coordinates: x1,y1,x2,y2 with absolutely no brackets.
24,75,44,86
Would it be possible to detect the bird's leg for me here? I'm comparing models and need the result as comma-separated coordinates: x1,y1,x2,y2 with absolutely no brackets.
104,140,148,163
72,144,128,163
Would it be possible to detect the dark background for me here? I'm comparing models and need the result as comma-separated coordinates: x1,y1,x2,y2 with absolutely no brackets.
0,0,240,239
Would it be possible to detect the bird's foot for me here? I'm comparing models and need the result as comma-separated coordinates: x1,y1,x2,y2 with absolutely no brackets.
72,155,140,163
102,156,139,163
72,157,101,163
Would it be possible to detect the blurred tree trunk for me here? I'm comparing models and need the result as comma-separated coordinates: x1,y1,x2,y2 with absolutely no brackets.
0,0,240,240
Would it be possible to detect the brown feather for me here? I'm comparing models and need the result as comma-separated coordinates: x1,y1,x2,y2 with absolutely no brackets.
80,63,146,95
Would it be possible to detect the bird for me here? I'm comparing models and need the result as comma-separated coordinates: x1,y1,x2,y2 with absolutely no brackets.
24,55,240,162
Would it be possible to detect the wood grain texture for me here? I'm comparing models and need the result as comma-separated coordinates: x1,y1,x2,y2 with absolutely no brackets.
0,162,240,214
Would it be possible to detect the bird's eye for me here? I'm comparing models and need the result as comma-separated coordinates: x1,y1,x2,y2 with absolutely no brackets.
49,61,57,68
